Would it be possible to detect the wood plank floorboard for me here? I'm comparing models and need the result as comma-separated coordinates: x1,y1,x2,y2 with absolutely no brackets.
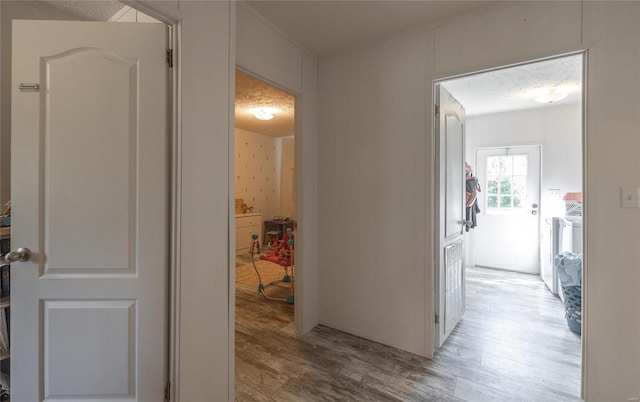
235,266,582,401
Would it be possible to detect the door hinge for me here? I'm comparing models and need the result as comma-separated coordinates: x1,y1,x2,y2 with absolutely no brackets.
166,49,173,68
435,105,440,116
435,314,439,324
164,381,170,401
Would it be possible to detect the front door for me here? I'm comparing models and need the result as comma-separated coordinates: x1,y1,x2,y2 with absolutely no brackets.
11,20,167,400
474,146,541,273
435,85,466,347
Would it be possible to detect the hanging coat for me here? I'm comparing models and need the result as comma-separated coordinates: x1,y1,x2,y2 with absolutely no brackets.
465,176,481,231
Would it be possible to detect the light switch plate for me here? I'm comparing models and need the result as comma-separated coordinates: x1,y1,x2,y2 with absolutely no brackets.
621,186,640,208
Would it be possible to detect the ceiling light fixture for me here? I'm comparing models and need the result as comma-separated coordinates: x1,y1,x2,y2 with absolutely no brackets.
252,107,279,120
534,88,569,104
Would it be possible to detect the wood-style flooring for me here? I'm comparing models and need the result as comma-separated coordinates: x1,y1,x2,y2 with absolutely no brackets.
235,266,582,401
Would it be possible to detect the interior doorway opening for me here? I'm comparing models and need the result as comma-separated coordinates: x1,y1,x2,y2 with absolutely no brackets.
233,69,298,396
434,53,584,399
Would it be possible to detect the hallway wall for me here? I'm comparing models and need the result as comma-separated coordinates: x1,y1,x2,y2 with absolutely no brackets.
318,2,640,399
147,2,234,400
319,27,433,356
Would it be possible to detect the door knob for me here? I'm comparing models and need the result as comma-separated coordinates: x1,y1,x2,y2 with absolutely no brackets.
4,247,32,263
531,203,539,215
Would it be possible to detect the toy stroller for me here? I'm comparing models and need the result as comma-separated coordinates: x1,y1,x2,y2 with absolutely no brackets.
249,228,294,304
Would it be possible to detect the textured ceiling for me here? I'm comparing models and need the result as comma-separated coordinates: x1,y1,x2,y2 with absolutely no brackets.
235,71,295,137
26,1,124,21
246,0,494,57
441,55,583,116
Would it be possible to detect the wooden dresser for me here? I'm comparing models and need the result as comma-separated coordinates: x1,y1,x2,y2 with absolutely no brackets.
235,213,262,255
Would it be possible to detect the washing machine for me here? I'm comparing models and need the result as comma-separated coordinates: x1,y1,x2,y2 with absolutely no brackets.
541,217,561,295
540,216,583,297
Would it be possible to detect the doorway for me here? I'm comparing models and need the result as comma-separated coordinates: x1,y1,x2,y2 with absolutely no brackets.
475,145,541,272
433,53,584,398
233,69,298,396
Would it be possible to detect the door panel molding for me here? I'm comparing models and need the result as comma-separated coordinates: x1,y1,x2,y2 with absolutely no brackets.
41,48,139,278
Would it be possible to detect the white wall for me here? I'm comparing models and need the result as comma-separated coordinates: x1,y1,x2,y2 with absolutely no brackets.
143,2,234,400
544,104,583,209
295,51,319,333
236,2,319,335
234,128,279,218
582,2,640,399
319,28,433,356
236,5,302,93
319,2,640,400
279,136,295,218
233,129,295,220
467,105,582,208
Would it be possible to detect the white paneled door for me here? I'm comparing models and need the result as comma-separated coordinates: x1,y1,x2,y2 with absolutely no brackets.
11,21,168,401
435,85,466,348
475,146,541,273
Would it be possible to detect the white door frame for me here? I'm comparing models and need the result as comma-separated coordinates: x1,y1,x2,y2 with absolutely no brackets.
430,50,587,397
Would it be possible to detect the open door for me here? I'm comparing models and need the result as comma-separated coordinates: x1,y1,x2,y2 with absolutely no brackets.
434,85,466,347
11,20,168,400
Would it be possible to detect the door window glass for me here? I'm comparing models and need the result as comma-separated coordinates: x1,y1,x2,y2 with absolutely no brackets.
486,154,527,213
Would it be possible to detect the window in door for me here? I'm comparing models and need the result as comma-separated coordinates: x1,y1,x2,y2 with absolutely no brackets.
485,154,528,213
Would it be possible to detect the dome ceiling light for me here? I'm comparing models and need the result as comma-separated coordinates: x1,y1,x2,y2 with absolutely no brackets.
534,87,569,104
252,107,280,121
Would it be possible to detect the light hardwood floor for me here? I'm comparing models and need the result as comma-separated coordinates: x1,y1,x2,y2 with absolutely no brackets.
235,266,582,401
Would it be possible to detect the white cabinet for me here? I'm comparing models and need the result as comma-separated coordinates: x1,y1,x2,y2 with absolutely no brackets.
235,213,262,255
